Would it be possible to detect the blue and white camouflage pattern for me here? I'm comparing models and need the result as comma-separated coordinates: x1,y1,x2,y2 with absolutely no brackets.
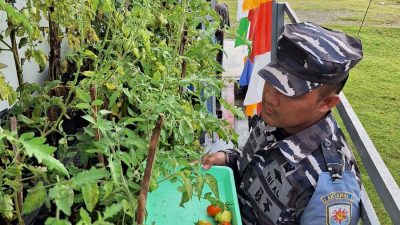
258,22,363,97
221,113,361,225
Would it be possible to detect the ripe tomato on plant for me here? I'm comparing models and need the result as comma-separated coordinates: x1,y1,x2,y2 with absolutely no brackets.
207,204,222,216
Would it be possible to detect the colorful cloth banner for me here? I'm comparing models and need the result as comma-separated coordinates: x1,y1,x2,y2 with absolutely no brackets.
235,0,273,114
242,0,272,12
235,18,250,47
239,58,254,86
247,1,272,61
243,52,270,105
237,0,249,20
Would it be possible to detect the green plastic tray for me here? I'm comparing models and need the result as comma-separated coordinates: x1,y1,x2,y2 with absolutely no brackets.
146,166,242,225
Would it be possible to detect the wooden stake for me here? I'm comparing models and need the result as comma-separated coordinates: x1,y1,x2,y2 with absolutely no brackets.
90,84,105,166
10,117,25,225
137,114,165,225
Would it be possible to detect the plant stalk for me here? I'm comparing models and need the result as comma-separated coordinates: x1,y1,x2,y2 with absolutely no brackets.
8,21,23,86
178,28,188,93
137,114,164,225
90,84,105,166
10,117,25,225
48,3,62,81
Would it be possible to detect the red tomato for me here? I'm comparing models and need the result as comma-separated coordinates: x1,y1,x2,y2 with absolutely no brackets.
207,204,222,217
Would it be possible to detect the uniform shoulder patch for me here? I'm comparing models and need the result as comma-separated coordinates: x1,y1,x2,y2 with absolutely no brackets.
327,203,351,225
321,192,353,225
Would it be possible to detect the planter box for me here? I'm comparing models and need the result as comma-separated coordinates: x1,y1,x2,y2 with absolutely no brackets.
146,166,242,225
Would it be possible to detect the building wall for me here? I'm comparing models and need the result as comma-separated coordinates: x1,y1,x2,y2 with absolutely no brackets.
1,1,50,111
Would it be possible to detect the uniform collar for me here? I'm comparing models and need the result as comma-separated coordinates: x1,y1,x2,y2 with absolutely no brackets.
266,112,339,166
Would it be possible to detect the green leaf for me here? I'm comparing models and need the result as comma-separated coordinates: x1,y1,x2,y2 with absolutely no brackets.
20,133,69,177
102,182,113,200
49,184,74,216
179,170,192,202
83,49,97,60
195,174,204,200
82,183,99,212
82,71,95,77
45,218,72,225
0,63,7,69
0,192,14,219
32,49,47,72
0,72,16,104
100,0,114,13
219,98,245,119
103,203,122,220
91,99,104,106
179,191,190,207
108,159,121,184
91,0,100,12
82,115,96,124
18,37,28,48
76,102,91,109
22,182,46,215
204,173,219,199
17,114,35,125
99,109,111,116
179,120,194,144
72,167,109,187
119,117,146,124
76,87,91,102
79,208,92,224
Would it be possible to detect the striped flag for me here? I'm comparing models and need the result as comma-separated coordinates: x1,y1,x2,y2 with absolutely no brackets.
235,0,273,110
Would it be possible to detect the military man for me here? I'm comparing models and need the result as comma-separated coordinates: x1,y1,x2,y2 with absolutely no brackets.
202,22,363,225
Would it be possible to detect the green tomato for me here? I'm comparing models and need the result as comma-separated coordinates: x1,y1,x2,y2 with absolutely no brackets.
132,48,140,59
29,7,37,15
9,16,20,26
149,179,158,192
215,210,232,223
21,9,30,18
196,220,212,225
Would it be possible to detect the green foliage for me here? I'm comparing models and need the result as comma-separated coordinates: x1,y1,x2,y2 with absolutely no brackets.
0,0,242,223
22,182,46,215
0,71,16,104
20,132,69,177
0,0,33,37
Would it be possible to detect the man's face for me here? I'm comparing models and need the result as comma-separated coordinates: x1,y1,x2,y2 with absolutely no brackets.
260,81,325,134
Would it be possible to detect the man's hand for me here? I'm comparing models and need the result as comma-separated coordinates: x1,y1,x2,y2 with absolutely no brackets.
201,152,227,170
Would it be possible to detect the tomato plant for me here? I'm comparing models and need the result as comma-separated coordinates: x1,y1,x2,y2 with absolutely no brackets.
0,0,243,224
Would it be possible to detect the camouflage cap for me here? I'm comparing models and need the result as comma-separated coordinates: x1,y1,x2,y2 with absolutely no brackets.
259,22,363,97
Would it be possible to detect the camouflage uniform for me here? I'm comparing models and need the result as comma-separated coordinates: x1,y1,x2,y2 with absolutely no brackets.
221,22,364,225
223,113,360,224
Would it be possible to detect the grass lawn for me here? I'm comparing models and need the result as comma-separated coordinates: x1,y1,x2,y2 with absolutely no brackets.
219,0,400,224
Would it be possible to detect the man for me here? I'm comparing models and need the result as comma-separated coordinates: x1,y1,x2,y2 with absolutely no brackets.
202,22,363,225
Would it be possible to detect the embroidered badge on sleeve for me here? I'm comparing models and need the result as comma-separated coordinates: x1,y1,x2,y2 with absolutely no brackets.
321,192,354,225
328,203,351,225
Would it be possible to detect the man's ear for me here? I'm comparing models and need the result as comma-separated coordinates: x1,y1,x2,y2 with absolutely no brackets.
318,94,340,113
